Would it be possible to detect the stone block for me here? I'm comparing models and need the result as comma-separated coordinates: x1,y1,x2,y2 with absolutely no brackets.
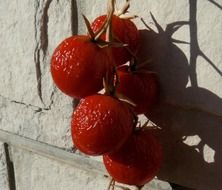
11,147,171,190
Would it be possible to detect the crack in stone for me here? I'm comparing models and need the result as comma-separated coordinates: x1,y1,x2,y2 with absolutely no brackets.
11,100,50,113
34,0,53,105
71,0,78,35
34,1,44,104
47,86,57,110
40,0,53,58
34,47,43,104
33,0,77,108
0,94,50,112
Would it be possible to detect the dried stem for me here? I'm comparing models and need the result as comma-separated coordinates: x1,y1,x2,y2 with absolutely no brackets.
82,14,95,39
94,0,115,41
115,0,130,16
106,0,115,42
107,178,115,190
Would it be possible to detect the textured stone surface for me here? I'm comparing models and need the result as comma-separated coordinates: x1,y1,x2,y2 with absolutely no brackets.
11,147,171,190
0,0,73,107
0,0,221,189
0,94,73,149
12,148,107,190
0,0,74,148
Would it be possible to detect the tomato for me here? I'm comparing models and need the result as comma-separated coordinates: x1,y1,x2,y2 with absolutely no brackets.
91,15,139,66
116,66,159,114
51,35,113,98
103,129,163,186
71,94,134,155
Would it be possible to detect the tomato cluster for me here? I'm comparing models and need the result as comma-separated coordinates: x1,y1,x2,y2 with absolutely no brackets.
51,1,162,188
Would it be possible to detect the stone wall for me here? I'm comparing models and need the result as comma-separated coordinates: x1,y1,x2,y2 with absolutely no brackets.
0,0,222,189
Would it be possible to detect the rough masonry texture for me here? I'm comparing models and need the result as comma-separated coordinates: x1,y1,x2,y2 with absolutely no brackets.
0,0,222,190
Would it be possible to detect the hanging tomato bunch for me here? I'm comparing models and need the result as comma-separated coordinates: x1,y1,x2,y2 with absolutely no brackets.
51,0,162,188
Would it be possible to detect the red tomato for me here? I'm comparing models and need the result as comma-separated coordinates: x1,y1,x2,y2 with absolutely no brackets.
71,94,134,155
103,129,163,186
51,35,113,98
91,15,139,66
116,66,159,114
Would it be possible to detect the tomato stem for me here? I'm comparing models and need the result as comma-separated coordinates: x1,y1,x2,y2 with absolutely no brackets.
106,0,115,42
103,67,116,96
107,178,115,190
115,0,130,16
94,0,115,41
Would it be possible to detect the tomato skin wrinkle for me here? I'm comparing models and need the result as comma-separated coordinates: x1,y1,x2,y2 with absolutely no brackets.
71,94,134,156
103,129,163,186
91,15,140,66
51,35,113,98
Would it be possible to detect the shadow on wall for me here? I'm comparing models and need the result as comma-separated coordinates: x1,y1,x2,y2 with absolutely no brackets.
138,0,222,189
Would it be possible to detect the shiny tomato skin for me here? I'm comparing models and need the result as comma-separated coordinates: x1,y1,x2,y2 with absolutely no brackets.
103,129,163,186
71,94,134,156
51,35,112,98
117,66,159,114
91,15,139,66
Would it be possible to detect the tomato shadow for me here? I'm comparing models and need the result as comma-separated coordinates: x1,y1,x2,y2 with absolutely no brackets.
138,3,222,189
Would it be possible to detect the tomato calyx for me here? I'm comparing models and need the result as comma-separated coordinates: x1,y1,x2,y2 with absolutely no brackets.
83,0,127,49
113,0,139,62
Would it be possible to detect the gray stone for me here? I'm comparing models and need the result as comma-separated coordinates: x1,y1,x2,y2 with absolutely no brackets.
0,0,73,107
11,147,171,190
0,94,73,149
0,0,74,149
